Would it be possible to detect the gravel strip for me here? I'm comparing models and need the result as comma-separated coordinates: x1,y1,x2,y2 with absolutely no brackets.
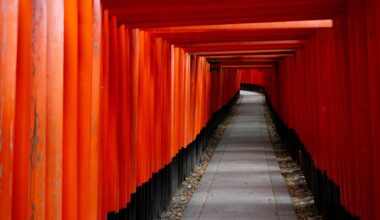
264,105,323,220
157,99,239,220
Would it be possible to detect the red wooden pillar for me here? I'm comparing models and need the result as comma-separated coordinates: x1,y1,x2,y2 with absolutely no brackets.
347,0,374,218
90,0,101,218
366,0,380,218
107,15,120,213
123,27,133,204
12,0,31,219
29,1,48,219
177,48,184,149
163,40,170,164
130,28,139,195
173,47,179,154
77,0,94,218
118,24,129,208
0,0,19,219
155,37,162,166
333,14,354,211
137,30,148,186
100,10,110,220
189,55,196,141
135,28,142,187
146,33,155,177
63,0,78,219
46,0,64,219
184,53,191,144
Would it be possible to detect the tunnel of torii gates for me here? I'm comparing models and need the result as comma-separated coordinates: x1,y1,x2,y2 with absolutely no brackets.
0,0,380,219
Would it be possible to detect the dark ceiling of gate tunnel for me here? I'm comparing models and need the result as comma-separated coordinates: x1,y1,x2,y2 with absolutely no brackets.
102,0,339,69
103,0,345,27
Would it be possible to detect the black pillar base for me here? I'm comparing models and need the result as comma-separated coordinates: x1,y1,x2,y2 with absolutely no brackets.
265,91,360,220
109,92,240,220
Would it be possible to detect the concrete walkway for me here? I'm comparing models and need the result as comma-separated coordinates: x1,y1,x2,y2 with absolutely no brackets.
182,91,297,220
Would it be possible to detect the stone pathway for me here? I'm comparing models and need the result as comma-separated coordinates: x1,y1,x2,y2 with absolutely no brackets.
182,91,297,220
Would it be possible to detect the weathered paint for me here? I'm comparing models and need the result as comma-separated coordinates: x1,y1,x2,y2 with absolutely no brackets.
0,0,18,219
0,0,379,219
46,0,64,219
30,0,48,219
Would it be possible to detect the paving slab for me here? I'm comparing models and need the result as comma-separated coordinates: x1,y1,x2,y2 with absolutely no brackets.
182,91,297,220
